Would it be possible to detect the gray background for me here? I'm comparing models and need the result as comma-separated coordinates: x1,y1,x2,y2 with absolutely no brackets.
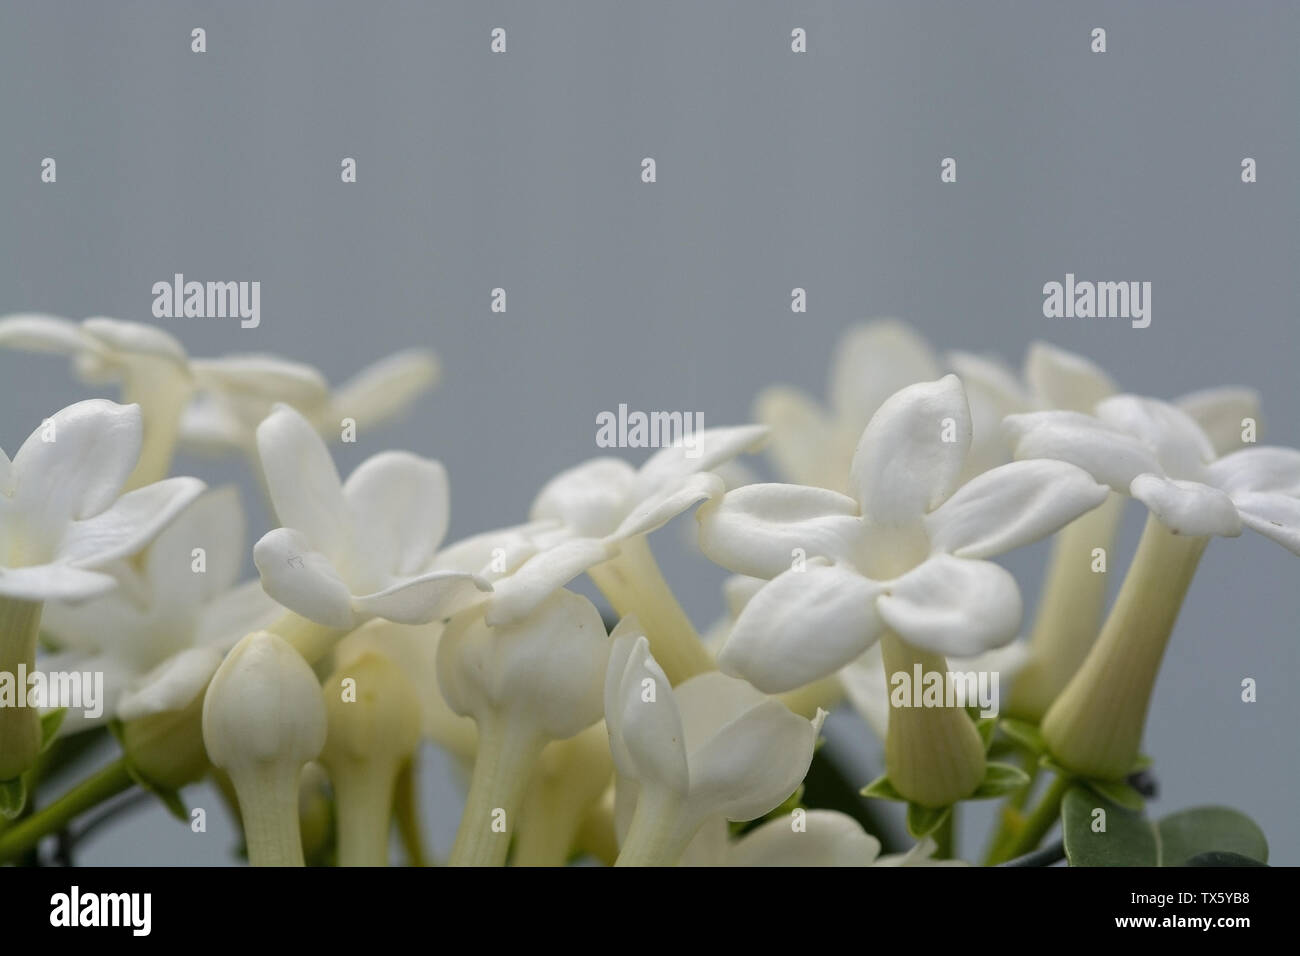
1,1,1296,865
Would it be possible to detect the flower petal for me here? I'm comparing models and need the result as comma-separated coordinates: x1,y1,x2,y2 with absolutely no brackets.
353,570,491,626
531,458,638,538
343,451,450,575
728,810,881,866
718,565,885,693
255,404,347,555
829,320,941,425
947,351,1029,477
1175,387,1261,457
1232,491,1300,555
1023,342,1116,413
1130,474,1242,538
1097,395,1216,478
851,375,971,526
925,459,1108,559
1003,410,1162,491
81,317,188,366
1206,446,1300,497
0,564,119,602
877,555,1022,658
117,646,223,721
0,312,89,355
11,400,143,532
253,527,354,628
606,633,689,793
484,536,614,626
633,425,769,498
753,387,842,488
58,477,206,569
195,579,283,650
613,472,724,541
330,349,439,425
697,483,862,579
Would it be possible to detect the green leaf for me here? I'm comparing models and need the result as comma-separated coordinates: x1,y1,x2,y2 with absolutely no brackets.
999,717,1047,754
859,774,906,802
906,802,951,838
39,708,67,752
1062,789,1269,866
1086,777,1145,812
976,716,998,751
1185,851,1268,867
0,776,26,819
970,762,1032,799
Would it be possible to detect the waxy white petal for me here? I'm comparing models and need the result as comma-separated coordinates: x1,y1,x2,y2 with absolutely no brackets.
1206,446,1300,497
718,565,885,693
352,570,490,626
531,458,638,538
117,646,223,721
633,425,767,498
484,536,614,626
851,375,971,526
1024,342,1116,413
728,810,881,867
59,477,205,569
1004,410,1162,491
253,528,355,628
343,451,450,576
829,320,940,424
1232,491,1300,555
697,483,862,579
612,471,723,540
754,386,841,488
1130,475,1242,538
1175,387,1261,457
606,633,689,793
1097,395,1216,479
330,349,439,424
256,405,347,556
0,564,118,602
877,555,1022,658
925,459,1108,559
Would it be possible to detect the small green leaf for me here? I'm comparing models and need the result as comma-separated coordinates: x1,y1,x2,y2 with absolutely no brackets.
976,717,998,751
39,708,67,752
999,717,1047,754
906,802,951,838
1086,777,1145,812
0,776,26,819
860,774,907,802
970,762,1032,799
1130,753,1154,772
154,788,189,823
1063,789,1270,867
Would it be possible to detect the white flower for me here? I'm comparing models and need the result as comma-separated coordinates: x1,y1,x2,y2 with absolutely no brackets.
0,400,204,603
202,630,327,867
38,487,279,732
1004,394,1300,551
700,375,1108,693
437,589,610,866
681,814,968,867
606,628,824,866
252,404,490,629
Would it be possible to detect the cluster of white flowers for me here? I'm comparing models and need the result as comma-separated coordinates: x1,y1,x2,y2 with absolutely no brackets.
0,315,1291,867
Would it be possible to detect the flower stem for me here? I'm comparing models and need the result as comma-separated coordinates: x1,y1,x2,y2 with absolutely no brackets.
232,764,306,867
448,719,541,867
880,632,986,808
1041,514,1207,780
615,786,688,867
0,598,44,780
512,781,585,867
994,773,1070,863
0,757,133,862
588,535,713,685
393,758,428,867
333,765,397,867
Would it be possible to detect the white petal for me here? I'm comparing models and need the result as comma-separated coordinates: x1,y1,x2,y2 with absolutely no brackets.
191,355,330,408
143,487,244,613
1232,491,1300,555
117,646,223,721
877,555,1022,658
11,400,142,531
255,404,347,555
484,536,614,626
633,425,768,497
612,472,724,541
697,483,863,579
531,458,638,538
728,810,881,866
82,317,188,366
925,460,1108,559
1130,474,1242,538
753,387,841,487
718,565,885,693
353,570,491,626
1175,386,1261,456
177,395,248,454
606,634,689,793
839,644,890,739
1206,446,1300,496
829,320,941,424
851,375,971,526
343,451,450,574
1023,342,1116,413
195,579,283,650
1097,395,1216,478
58,477,206,568
681,687,819,824
253,528,354,628
0,564,118,603
1003,410,1163,491
0,312,89,354
947,351,1029,477
329,349,439,425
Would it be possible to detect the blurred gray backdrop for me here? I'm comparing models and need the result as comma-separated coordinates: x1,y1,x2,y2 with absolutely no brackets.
1,1,1296,864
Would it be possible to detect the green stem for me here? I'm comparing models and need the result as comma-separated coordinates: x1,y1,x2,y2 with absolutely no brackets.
994,773,1070,864
393,758,427,867
0,758,134,862
233,764,305,867
932,809,955,859
0,598,44,780
448,719,541,867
